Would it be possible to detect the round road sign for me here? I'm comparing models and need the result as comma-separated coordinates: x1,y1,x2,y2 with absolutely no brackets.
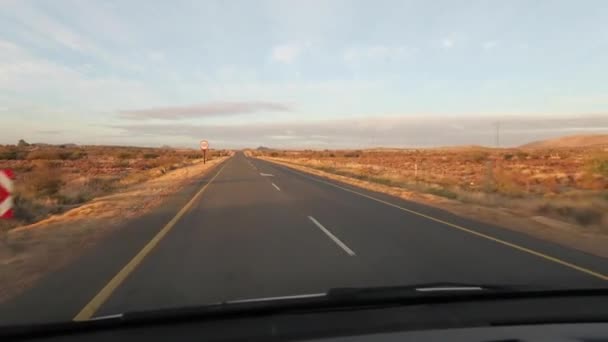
200,140,209,151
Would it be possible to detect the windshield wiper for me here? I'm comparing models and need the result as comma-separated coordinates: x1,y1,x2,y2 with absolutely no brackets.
326,282,509,300
84,282,598,323
2,284,607,340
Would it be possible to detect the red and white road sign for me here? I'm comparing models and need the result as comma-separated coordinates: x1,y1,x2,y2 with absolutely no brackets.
200,140,209,151
0,169,14,219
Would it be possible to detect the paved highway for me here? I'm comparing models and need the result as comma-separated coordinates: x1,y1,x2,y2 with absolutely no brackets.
1,152,606,325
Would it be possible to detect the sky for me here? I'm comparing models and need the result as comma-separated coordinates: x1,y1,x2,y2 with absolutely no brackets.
0,0,607,148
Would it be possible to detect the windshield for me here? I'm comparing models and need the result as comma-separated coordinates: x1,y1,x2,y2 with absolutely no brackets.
0,0,607,326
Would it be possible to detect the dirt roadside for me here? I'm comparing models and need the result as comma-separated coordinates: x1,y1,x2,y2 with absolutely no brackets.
0,156,230,303
260,157,608,259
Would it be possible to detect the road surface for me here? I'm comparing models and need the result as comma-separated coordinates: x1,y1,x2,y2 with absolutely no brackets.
1,152,606,324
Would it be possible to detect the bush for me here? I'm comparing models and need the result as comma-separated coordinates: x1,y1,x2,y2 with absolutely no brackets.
270,152,279,157
587,154,608,177
344,150,362,158
86,177,116,194
113,160,130,168
143,153,160,159
117,152,134,160
465,150,489,163
28,165,64,197
0,150,18,160
185,153,201,159
26,150,62,160
427,187,458,199
59,150,87,160
538,203,604,226
12,194,41,221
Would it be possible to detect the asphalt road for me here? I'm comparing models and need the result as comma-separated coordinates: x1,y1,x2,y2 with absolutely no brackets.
1,152,607,325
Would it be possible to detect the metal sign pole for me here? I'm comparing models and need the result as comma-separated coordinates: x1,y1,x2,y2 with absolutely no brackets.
200,140,209,164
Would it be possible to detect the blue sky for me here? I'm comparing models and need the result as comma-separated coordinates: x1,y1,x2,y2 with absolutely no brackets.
1,0,607,148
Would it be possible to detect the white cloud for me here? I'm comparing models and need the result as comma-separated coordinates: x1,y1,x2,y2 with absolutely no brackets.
0,38,158,111
271,43,307,64
147,51,165,62
482,41,498,50
109,114,608,148
3,1,98,53
441,38,454,49
120,101,292,120
344,45,413,63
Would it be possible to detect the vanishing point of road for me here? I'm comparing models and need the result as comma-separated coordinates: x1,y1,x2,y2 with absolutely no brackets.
1,152,606,324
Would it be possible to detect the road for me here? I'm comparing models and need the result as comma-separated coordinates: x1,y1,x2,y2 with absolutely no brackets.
1,151,606,325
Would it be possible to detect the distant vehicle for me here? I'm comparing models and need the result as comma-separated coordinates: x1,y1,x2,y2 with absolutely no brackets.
3,283,608,341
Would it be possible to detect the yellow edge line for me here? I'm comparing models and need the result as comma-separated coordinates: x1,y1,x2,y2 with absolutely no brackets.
264,159,608,282
73,161,230,321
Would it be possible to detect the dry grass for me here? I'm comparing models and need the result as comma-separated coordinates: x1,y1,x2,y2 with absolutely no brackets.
0,144,230,231
252,147,608,231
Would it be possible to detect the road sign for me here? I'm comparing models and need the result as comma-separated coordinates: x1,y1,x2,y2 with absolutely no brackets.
200,140,209,164
0,169,14,219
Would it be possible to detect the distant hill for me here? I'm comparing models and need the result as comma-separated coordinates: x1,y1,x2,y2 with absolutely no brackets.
520,134,608,149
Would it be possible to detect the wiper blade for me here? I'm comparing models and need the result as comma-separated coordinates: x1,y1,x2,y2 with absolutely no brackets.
2,287,608,340
92,283,517,323
326,282,510,300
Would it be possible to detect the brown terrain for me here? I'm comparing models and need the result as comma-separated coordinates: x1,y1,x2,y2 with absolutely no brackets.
252,134,608,257
0,142,229,231
521,134,608,149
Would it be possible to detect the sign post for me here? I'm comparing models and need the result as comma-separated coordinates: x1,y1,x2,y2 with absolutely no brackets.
200,140,209,164
0,169,14,219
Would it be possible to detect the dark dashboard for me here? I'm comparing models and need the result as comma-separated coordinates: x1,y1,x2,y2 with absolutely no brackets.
4,292,608,341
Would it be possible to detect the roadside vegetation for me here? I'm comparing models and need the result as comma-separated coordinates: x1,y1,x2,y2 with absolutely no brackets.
252,146,608,231
0,141,230,231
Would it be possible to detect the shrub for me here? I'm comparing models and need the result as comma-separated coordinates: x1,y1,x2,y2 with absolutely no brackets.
0,150,18,160
464,150,489,163
27,165,64,197
12,194,40,221
270,152,279,157
587,154,608,177
143,153,160,159
26,150,62,160
113,160,130,168
59,150,87,160
58,151,73,160
344,150,362,158
117,152,134,160
86,177,116,194
185,153,201,159
427,187,458,199
538,203,604,226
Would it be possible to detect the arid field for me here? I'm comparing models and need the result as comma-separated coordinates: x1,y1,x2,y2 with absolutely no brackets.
0,142,229,231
